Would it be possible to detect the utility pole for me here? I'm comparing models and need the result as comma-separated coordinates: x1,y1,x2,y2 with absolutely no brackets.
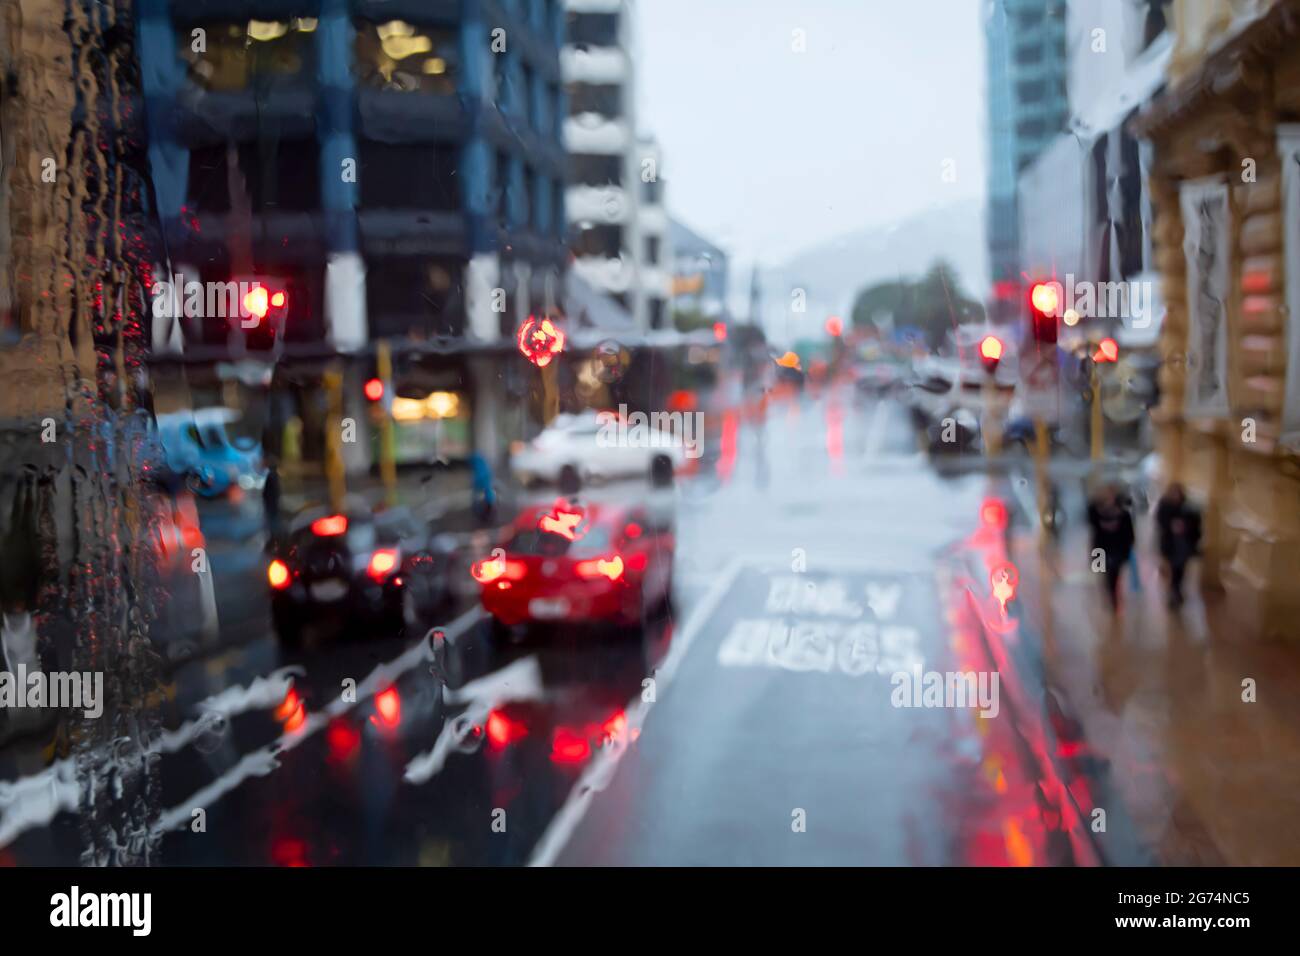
375,340,398,506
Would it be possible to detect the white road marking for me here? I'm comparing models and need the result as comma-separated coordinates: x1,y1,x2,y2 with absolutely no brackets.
526,556,745,867
403,655,544,785
151,605,483,834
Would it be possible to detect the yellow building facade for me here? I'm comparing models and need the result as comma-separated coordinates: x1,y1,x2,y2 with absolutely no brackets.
1136,0,1300,639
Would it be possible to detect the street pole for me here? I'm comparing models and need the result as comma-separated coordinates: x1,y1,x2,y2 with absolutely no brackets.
376,339,398,507
1090,361,1104,464
541,361,560,426
982,376,1001,458
323,365,347,513
1034,417,1049,542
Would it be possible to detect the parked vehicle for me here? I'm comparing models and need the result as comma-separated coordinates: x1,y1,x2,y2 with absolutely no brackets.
509,411,684,492
157,408,266,498
145,482,220,660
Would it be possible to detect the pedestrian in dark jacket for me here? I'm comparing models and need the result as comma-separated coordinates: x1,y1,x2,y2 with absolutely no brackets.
263,455,282,542
1155,482,1201,609
1087,484,1136,610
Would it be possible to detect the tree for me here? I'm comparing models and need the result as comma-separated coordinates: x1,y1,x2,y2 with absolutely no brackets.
851,260,984,351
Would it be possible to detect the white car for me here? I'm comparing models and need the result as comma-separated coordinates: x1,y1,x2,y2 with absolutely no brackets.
509,412,686,490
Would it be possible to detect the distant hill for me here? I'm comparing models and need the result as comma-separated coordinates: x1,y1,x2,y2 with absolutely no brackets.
757,198,988,340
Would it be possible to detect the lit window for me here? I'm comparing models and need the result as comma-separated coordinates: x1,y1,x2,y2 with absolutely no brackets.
181,19,316,92
355,21,458,93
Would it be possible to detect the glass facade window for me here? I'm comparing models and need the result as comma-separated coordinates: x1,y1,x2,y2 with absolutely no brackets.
570,154,622,187
568,83,621,117
366,257,463,338
181,18,318,92
355,20,458,94
251,140,320,211
567,11,619,47
359,142,460,211
573,224,621,259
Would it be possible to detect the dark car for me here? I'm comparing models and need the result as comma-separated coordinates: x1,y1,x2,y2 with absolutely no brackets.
267,505,454,647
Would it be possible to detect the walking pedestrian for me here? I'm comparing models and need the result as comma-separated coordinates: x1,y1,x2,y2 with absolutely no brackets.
1155,482,1202,609
1086,484,1135,610
262,453,282,543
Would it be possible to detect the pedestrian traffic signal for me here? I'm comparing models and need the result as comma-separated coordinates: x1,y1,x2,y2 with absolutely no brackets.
1093,337,1118,363
979,335,1003,375
1029,281,1060,345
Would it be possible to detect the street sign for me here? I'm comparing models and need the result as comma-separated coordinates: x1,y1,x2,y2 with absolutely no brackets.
1021,348,1060,423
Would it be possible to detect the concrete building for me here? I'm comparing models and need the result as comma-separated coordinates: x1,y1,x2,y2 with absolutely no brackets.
1017,0,1172,349
562,0,666,329
134,0,570,460
1133,0,1300,639
984,0,1070,297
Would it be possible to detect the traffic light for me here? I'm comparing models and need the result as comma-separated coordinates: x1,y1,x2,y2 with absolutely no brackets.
979,335,1003,375
363,378,385,402
1028,281,1060,345
1093,337,1118,363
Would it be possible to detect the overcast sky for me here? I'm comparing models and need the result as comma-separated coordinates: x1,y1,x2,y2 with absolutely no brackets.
636,0,988,269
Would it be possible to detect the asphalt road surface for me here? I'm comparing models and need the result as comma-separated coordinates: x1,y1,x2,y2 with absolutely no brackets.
0,387,1135,866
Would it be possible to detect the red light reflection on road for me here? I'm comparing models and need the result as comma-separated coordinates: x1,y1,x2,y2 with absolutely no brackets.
717,409,738,482
371,687,401,729
825,401,844,476
551,728,591,764
487,709,529,749
990,561,1019,615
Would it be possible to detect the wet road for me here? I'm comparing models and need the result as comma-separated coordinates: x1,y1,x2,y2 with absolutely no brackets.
0,387,1129,866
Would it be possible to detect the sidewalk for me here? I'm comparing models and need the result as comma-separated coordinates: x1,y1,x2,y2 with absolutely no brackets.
1008,518,1300,865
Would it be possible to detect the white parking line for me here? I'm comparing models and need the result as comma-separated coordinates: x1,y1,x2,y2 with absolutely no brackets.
527,556,745,867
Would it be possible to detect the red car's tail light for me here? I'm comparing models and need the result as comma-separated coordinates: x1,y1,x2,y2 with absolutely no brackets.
575,554,624,581
368,548,399,581
268,559,291,590
311,514,348,537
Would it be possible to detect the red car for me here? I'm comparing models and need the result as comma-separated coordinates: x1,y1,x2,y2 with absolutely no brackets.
473,500,674,638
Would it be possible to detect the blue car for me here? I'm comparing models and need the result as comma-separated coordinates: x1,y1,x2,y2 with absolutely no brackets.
157,408,266,498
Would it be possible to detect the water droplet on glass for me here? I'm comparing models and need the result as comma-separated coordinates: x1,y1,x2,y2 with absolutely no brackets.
192,711,229,754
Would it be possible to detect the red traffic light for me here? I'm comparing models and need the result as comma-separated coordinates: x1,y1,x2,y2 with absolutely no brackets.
979,334,1003,374
364,378,385,402
825,316,844,338
518,315,565,368
1029,281,1061,345
241,285,288,322
712,321,727,342
1093,337,1119,363
1029,282,1060,316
